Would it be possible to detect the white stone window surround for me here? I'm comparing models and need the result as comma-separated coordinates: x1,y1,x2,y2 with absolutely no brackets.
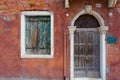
68,5,108,80
21,11,54,58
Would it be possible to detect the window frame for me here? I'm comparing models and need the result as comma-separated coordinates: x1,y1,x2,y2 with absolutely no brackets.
21,11,54,58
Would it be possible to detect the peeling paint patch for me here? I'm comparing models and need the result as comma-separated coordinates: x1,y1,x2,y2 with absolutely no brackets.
107,66,110,74
2,15,15,22
0,5,8,10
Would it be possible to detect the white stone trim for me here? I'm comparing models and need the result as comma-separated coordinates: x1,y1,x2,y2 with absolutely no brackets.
68,26,76,34
98,27,109,34
108,0,117,8
71,5,105,26
69,5,108,80
21,11,54,58
75,78,102,80
98,27,108,80
65,0,70,8
68,26,76,80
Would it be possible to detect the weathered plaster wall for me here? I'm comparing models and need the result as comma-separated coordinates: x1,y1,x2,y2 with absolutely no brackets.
0,0,65,80
0,0,120,80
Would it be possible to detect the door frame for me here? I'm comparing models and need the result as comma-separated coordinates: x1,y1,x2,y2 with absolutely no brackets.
68,5,108,80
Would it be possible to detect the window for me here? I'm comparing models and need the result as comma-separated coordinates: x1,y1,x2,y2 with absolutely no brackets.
21,11,54,58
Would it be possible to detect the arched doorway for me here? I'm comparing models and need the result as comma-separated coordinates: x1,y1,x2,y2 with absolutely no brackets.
68,5,108,80
74,14,100,78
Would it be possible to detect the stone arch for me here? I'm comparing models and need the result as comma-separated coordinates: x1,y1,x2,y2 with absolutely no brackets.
71,5,105,27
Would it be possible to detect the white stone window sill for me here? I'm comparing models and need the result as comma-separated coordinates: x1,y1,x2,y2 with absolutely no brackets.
74,78,101,80
21,54,54,58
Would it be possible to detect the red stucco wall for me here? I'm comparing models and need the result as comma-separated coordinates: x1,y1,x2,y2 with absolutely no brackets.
0,0,120,80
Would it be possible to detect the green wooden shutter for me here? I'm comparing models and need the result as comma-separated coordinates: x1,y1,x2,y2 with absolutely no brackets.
25,16,51,55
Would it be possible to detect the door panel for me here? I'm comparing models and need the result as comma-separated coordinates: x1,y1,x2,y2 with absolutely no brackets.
74,28,100,78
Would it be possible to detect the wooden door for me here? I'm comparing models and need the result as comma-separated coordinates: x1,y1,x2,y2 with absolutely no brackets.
74,28,100,78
